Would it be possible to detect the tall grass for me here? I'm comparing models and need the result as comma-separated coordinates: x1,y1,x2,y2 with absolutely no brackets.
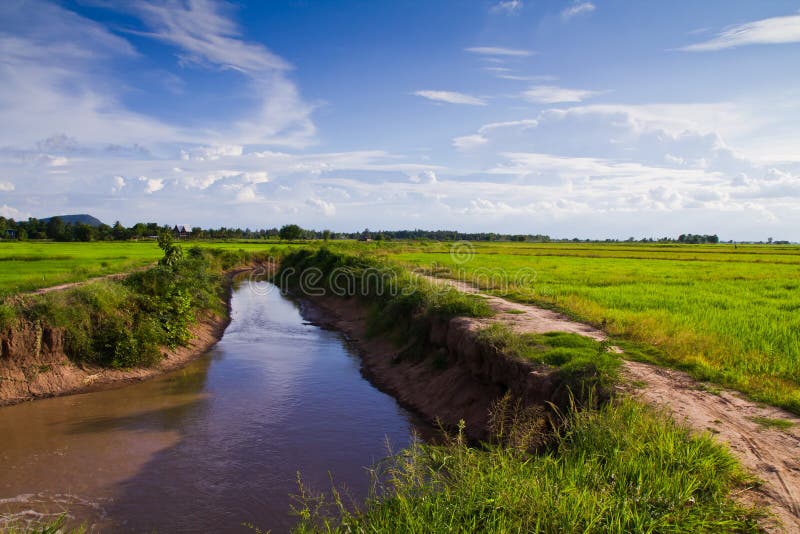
291,399,760,533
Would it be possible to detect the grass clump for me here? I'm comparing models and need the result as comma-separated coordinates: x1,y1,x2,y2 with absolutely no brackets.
477,324,621,399
291,399,760,533
749,416,795,431
2,515,85,534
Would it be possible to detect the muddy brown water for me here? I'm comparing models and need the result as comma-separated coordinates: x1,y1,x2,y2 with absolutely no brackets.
0,281,429,533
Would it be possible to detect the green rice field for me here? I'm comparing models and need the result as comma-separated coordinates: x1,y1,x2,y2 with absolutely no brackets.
386,242,800,413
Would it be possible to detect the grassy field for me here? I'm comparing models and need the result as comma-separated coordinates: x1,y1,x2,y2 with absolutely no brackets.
0,240,295,296
384,242,800,413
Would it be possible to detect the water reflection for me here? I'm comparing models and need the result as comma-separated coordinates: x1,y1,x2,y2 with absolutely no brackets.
0,282,426,533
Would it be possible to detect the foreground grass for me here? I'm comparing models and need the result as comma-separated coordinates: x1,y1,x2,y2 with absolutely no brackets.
390,241,800,413
292,399,761,533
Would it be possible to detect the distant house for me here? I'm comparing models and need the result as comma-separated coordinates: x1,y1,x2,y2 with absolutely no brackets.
4,229,17,239
172,225,191,239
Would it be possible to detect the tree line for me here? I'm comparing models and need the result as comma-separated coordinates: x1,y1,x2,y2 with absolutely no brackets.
0,216,757,244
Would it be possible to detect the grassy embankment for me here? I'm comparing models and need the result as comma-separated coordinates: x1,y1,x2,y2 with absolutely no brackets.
279,248,761,532
0,240,265,368
387,241,800,413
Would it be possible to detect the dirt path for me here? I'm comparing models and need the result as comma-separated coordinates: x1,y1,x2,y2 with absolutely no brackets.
423,274,800,532
27,265,154,295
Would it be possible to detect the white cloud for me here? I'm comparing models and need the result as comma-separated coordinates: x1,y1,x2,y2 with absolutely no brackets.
681,14,800,51
478,119,539,133
453,135,489,151
409,170,438,184
523,85,599,104
139,176,165,194
413,90,487,106
453,119,539,151
465,46,534,57
0,181,14,192
125,0,315,147
130,1,290,72
0,204,25,219
182,144,244,161
491,1,523,14
235,186,259,203
561,2,596,20
306,198,336,215
111,175,125,193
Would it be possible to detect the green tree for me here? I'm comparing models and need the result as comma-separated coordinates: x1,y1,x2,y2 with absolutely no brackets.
157,232,183,268
111,221,128,240
46,217,65,241
279,224,303,240
74,223,95,242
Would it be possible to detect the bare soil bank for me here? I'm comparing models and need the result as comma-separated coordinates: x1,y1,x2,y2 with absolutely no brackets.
298,295,570,443
0,268,251,406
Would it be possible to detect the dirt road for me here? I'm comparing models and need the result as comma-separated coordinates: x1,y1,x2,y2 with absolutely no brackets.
424,274,800,532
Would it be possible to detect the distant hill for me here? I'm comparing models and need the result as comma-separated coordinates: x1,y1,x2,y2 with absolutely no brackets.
40,214,105,227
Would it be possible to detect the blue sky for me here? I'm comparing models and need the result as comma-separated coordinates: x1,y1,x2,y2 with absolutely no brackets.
1,0,800,239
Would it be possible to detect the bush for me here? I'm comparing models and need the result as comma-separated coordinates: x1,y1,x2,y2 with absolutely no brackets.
11,245,248,368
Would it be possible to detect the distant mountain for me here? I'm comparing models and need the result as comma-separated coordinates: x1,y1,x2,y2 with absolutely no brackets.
40,214,105,227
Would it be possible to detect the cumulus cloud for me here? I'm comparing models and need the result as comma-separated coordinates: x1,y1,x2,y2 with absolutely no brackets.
681,13,800,51
561,2,596,20
413,90,487,106
0,181,14,192
111,175,125,193
523,85,599,104
139,176,165,194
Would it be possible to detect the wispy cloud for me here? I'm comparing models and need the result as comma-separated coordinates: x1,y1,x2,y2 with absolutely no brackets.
130,0,290,72
453,135,489,151
124,0,315,147
561,2,596,21
523,85,599,104
414,90,487,106
490,1,523,15
465,46,534,57
453,119,539,151
680,14,800,51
